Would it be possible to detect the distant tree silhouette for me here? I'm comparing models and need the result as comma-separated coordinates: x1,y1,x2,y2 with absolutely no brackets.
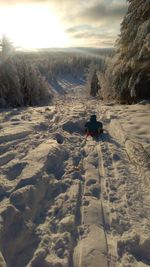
85,63,102,97
90,70,100,97
0,35,14,58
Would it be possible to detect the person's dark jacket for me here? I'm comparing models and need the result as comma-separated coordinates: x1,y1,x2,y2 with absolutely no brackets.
85,116,103,133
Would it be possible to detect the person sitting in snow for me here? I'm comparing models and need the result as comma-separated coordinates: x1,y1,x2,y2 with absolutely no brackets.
85,115,103,137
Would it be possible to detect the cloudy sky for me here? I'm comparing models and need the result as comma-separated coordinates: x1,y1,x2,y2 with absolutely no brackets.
0,0,127,49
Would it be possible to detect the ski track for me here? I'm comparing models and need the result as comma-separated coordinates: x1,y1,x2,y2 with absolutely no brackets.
0,84,150,267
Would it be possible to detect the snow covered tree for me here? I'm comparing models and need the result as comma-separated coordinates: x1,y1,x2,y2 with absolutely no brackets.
85,63,101,97
104,0,150,103
0,35,15,59
0,59,23,107
0,56,53,108
16,59,52,106
90,70,100,97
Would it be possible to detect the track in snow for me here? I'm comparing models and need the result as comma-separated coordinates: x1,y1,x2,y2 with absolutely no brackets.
0,83,150,267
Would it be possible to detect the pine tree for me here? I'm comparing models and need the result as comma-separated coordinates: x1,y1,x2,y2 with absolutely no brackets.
0,35,14,58
90,70,100,97
105,0,150,103
0,59,23,107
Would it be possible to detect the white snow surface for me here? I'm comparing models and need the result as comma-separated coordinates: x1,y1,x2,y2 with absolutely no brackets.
0,80,150,267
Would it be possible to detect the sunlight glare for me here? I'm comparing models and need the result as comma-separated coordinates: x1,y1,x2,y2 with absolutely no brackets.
0,4,70,49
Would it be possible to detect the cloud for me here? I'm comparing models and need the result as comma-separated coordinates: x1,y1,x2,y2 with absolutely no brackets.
80,3,127,21
57,1,127,37
63,1,127,47
64,2,127,26
0,0,127,48
0,0,47,5
66,27,116,47
66,25,93,33
72,31,115,40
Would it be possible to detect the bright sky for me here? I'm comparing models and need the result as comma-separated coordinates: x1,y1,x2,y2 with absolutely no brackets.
0,0,127,49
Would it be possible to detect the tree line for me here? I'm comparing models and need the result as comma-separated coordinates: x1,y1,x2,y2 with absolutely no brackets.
0,36,107,107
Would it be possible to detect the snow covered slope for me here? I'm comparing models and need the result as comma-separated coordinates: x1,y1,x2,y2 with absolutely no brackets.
0,82,150,267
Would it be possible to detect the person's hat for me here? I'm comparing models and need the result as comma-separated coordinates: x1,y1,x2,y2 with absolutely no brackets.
90,114,96,120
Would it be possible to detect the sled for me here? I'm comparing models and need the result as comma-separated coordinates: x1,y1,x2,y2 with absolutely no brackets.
85,129,103,138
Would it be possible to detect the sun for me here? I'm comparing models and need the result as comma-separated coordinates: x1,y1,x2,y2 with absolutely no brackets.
0,4,70,49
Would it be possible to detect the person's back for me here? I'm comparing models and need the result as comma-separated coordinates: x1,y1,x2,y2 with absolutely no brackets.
85,115,103,137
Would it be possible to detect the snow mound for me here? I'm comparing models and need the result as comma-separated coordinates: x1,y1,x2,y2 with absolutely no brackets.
62,118,86,134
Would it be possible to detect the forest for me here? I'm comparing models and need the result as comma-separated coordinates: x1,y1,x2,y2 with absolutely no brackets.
0,38,113,107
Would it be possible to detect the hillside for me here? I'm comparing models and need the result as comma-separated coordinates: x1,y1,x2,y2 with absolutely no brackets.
0,81,150,267
0,1,150,266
